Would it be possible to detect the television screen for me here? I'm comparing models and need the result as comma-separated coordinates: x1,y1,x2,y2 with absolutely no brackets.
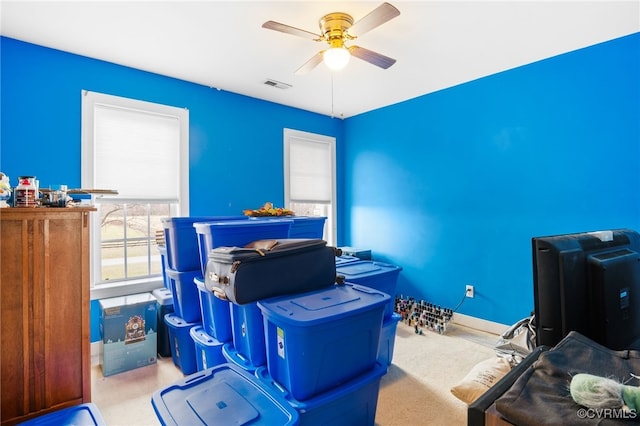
532,229,640,349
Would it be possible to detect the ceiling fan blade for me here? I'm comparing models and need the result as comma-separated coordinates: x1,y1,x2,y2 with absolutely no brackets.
295,51,324,75
262,21,322,41
349,46,396,69
348,2,400,37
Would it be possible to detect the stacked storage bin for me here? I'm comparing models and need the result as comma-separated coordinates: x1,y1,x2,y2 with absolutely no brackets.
338,246,372,260
152,287,174,358
335,260,403,366
189,325,226,371
18,403,106,426
193,218,293,373
222,302,267,373
164,313,201,375
153,215,396,425
152,363,299,426
335,254,360,266
158,245,170,289
285,216,326,239
191,217,326,373
161,216,246,374
256,283,390,425
156,230,170,289
190,275,229,372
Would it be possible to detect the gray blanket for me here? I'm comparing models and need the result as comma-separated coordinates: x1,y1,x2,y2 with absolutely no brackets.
496,331,640,425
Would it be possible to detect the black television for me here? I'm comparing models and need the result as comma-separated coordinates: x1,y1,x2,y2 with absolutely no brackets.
532,228,640,349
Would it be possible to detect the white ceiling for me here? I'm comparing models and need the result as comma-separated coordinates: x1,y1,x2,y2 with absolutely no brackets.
2,1,639,118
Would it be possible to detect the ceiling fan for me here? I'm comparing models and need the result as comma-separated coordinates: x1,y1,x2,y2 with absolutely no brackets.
262,2,400,75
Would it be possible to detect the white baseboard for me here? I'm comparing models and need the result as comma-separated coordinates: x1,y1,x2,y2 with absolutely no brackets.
451,312,509,336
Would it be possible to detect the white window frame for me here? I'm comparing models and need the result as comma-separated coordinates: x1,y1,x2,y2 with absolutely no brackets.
81,90,189,300
283,128,337,245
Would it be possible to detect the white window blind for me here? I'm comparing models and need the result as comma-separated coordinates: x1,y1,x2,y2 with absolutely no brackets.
82,90,189,299
289,139,332,202
93,104,180,200
284,128,337,245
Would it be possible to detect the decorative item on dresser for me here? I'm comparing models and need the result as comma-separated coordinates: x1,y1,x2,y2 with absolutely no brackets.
0,207,95,425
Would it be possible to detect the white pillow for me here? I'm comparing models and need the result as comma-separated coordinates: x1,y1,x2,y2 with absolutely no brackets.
450,357,512,404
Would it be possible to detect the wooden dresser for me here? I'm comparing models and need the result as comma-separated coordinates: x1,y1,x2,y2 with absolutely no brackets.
0,207,95,425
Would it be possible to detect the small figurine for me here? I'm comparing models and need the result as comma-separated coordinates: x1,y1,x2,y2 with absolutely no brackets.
0,173,11,208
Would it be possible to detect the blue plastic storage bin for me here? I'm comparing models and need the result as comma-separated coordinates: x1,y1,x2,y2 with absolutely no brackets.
335,254,360,266
151,363,299,426
165,268,201,323
222,342,262,373
287,216,326,238
162,216,247,272
194,218,293,277
164,313,201,375
153,287,175,358
257,283,389,401
338,247,372,260
229,302,267,369
335,261,402,319
189,325,226,371
193,276,232,343
17,403,106,426
256,363,387,426
158,245,170,289
378,312,401,366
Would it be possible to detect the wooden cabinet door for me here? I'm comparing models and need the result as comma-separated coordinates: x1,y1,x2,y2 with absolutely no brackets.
1,209,92,425
1,214,30,423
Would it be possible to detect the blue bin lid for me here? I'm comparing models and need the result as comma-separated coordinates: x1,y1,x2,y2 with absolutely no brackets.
189,325,223,347
290,216,326,222
152,288,173,305
193,276,206,291
151,363,299,426
257,283,390,326
193,218,293,232
336,261,402,278
161,216,246,228
165,268,200,280
164,313,200,328
18,403,106,426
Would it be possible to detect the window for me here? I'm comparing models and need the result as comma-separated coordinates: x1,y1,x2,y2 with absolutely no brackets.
283,128,337,245
81,91,189,299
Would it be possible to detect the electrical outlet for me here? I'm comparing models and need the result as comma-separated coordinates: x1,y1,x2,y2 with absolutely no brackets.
465,285,474,298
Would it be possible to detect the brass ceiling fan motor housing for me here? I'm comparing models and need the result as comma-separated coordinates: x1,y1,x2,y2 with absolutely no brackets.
319,13,355,48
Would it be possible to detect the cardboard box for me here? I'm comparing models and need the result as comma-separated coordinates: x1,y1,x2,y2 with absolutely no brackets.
99,293,158,376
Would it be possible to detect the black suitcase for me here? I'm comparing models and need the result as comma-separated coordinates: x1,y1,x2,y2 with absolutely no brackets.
204,238,341,304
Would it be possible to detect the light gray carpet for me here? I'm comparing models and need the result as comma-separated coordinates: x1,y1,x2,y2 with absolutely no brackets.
375,322,498,426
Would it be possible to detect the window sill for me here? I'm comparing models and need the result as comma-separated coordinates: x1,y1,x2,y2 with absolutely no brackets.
90,277,165,300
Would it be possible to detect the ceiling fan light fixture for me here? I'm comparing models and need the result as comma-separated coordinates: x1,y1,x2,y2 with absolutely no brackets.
323,46,350,71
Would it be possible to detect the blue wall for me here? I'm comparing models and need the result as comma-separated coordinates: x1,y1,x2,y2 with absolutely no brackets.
0,37,342,343
0,37,343,215
2,33,639,341
342,33,640,326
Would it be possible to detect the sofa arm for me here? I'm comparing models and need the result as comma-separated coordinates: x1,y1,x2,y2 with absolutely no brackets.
467,345,549,426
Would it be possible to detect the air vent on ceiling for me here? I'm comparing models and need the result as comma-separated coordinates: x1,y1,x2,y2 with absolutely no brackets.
263,79,292,89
